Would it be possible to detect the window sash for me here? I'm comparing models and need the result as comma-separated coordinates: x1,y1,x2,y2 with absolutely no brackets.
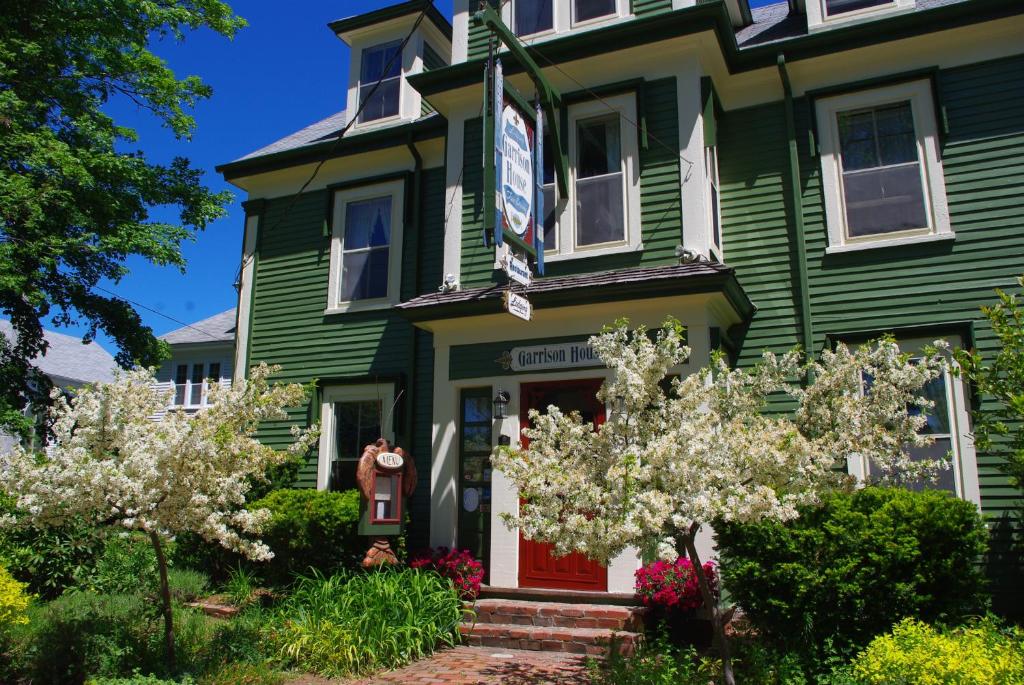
575,114,625,247
573,0,617,23
826,0,892,15
340,196,392,302
358,41,402,122
514,0,554,36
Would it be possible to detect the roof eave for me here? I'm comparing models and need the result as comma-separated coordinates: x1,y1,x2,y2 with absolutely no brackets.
328,0,453,42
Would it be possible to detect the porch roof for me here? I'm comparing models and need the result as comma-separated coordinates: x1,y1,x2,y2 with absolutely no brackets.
395,262,755,323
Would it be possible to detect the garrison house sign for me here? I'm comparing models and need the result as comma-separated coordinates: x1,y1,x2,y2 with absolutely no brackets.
499,341,602,372
500,104,534,245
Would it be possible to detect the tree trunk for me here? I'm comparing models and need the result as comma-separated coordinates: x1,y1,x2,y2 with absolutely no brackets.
680,525,736,685
149,531,176,673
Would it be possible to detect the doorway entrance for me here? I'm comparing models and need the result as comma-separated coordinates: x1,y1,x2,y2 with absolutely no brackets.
518,378,608,592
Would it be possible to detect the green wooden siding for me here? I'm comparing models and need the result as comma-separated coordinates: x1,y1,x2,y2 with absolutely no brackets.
719,54,1024,610
460,77,681,287
246,165,445,545
632,0,673,15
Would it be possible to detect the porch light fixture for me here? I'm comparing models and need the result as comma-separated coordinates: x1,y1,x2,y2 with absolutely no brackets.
493,389,510,419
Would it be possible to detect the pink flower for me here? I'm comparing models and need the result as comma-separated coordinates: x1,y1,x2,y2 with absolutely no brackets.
634,558,718,614
410,547,485,600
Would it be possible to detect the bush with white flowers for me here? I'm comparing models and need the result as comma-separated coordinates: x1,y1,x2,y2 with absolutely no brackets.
0,362,317,670
492,318,948,685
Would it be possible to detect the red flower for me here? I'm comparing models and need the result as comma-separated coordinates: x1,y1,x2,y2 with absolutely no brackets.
410,547,485,600
634,558,718,614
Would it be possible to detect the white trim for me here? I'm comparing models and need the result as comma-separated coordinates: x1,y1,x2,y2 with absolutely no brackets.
443,111,469,288
816,80,953,252
452,0,470,64
824,230,954,255
544,93,641,261
233,214,258,384
316,382,396,491
326,179,405,314
495,0,632,48
345,26,421,133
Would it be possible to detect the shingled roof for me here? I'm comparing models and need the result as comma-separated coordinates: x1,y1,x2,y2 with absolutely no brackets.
396,262,754,321
159,308,237,346
0,320,118,385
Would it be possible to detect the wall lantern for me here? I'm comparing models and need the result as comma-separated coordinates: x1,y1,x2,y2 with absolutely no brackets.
493,389,510,419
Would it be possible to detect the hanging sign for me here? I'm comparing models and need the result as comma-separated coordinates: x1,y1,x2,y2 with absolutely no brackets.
502,250,532,286
375,451,405,471
503,291,532,321
507,341,600,372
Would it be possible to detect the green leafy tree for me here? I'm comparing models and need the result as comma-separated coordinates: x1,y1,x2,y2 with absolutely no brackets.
954,276,1024,489
0,0,244,440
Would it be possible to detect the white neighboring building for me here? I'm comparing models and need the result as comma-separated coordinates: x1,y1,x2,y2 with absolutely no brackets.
0,320,118,452
153,309,235,415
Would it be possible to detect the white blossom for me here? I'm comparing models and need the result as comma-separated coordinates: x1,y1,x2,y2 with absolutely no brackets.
491,321,949,564
0,363,319,560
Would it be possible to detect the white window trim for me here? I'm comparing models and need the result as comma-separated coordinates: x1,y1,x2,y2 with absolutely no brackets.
325,179,405,315
499,0,631,46
845,335,981,508
171,361,224,409
705,145,723,262
346,28,419,133
816,80,953,255
316,382,396,490
544,93,642,263
808,0,914,32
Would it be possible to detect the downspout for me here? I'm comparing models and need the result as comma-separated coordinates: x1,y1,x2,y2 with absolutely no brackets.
404,133,424,451
776,54,815,362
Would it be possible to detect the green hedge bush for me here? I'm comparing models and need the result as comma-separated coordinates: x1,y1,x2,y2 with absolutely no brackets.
173,488,363,586
716,487,989,669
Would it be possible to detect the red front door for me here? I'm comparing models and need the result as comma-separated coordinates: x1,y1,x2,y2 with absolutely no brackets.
518,379,608,592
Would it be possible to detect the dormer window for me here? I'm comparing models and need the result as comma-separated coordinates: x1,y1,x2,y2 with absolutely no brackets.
514,0,553,36
358,40,402,123
825,0,891,15
573,0,616,24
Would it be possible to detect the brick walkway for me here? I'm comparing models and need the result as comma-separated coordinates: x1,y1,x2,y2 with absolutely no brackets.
352,646,593,684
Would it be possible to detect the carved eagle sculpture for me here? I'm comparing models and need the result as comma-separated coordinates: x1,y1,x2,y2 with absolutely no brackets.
355,438,418,502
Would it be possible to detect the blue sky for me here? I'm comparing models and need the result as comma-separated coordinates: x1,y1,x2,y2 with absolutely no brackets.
55,0,775,352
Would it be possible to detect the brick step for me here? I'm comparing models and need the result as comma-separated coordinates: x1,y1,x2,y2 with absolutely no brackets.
467,598,647,632
459,621,640,656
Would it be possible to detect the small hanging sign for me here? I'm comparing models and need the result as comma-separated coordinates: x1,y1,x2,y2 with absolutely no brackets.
503,291,532,321
502,251,532,286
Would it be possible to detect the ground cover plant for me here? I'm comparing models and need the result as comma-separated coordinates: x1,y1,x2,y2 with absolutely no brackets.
715,486,990,671
269,568,465,678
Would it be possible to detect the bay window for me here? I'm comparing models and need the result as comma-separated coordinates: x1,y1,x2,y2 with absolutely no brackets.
816,80,952,253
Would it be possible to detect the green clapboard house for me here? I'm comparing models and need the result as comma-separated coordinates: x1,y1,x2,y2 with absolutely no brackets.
217,0,1023,609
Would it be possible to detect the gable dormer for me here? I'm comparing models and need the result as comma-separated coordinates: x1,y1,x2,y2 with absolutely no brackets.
329,0,452,131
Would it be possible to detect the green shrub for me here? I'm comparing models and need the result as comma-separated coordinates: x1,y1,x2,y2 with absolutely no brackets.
851,617,1024,684
81,534,158,595
197,662,283,685
0,503,107,599
173,489,363,586
589,633,719,685
224,564,258,607
716,487,989,670
86,675,192,685
167,568,209,603
269,568,464,677
206,607,270,666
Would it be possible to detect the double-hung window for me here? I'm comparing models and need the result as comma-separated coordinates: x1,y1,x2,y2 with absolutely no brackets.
327,179,404,313
573,0,617,24
816,81,952,253
358,40,402,123
848,336,980,505
825,0,892,15
172,362,221,408
514,0,553,36
316,383,395,491
544,94,640,260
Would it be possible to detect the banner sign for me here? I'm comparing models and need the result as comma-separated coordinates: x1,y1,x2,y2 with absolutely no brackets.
507,341,601,372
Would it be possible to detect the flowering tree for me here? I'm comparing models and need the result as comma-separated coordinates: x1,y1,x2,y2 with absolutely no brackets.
0,363,317,670
492,319,947,685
